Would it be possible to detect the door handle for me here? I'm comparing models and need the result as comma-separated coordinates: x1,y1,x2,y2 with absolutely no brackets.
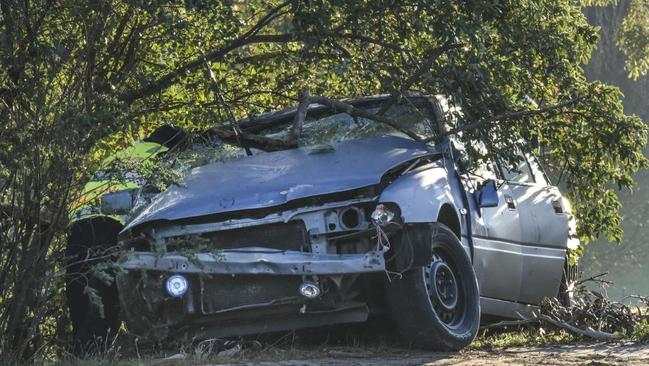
551,199,564,214
504,195,516,209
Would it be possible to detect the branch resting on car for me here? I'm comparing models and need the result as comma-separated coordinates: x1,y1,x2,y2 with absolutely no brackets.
208,94,424,151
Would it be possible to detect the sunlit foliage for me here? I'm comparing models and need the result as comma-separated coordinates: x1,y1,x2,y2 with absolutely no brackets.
0,0,647,360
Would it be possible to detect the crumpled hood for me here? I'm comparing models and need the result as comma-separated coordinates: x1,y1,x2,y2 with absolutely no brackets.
124,136,437,231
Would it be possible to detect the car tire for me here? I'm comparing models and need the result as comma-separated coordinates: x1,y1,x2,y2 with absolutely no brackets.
386,223,480,351
65,218,122,353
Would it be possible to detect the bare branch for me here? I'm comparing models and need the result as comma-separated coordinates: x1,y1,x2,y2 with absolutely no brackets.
482,314,621,341
204,127,295,152
308,95,422,141
289,89,310,143
576,272,613,286
203,60,251,155
537,314,620,341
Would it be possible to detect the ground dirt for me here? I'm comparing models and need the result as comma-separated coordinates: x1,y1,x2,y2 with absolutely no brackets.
195,342,649,366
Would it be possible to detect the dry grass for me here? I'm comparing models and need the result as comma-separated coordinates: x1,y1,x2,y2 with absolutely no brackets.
44,322,592,366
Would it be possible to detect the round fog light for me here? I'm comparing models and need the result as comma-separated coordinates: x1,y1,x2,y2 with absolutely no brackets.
299,281,321,299
165,274,189,298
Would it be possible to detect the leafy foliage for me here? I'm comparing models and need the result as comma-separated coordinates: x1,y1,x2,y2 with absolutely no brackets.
0,0,647,360
618,0,649,79
633,319,649,341
583,0,649,79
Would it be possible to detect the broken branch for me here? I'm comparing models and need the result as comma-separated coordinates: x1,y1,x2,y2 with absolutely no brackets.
576,272,613,286
481,313,621,341
308,95,422,141
204,127,295,152
537,313,621,341
289,89,310,143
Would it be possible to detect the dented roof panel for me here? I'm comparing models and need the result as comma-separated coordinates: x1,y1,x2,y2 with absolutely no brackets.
124,136,437,231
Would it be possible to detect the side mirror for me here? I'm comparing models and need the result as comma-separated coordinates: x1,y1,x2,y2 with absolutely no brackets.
476,179,499,208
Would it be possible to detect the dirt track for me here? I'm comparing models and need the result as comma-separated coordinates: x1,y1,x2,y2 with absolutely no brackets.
204,342,649,366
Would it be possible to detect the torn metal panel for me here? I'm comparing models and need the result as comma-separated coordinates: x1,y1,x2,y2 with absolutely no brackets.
146,197,376,241
121,248,386,275
124,136,438,231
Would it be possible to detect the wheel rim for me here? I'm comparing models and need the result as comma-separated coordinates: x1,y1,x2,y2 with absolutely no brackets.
424,250,465,328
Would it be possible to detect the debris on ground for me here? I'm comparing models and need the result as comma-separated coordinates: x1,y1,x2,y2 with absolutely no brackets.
483,273,649,341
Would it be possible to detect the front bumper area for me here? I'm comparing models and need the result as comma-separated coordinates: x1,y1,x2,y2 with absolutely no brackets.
120,247,386,275
116,247,386,340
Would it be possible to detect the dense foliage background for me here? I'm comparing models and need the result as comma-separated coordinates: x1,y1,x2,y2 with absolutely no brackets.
0,0,647,361
580,1,649,299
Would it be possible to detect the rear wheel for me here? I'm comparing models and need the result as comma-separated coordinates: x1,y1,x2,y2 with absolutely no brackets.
386,223,480,351
65,218,122,353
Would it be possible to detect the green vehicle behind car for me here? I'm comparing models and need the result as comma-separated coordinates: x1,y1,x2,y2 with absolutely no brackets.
65,126,183,348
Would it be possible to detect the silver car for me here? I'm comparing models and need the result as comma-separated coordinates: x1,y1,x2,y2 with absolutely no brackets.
67,95,578,351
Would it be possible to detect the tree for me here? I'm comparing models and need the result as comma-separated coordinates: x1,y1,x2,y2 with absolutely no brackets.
577,1,649,299
582,0,649,80
0,0,646,360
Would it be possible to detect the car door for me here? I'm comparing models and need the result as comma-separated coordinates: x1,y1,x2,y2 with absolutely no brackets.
496,153,567,304
462,159,526,303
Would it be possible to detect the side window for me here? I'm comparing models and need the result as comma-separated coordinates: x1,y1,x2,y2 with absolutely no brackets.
499,152,535,184
473,159,498,181
453,138,498,181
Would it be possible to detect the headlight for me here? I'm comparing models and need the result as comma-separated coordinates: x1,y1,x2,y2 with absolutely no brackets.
165,274,189,298
371,204,395,225
101,189,135,214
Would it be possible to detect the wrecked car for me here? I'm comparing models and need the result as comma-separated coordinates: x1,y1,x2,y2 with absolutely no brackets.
66,95,578,351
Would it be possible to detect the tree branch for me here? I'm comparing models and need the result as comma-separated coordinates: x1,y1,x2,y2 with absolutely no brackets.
328,31,404,51
119,33,296,103
308,95,422,141
289,89,310,143
204,127,295,152
119,1,295,104
427,96,586,141
402,40,461,92
482,313,621,341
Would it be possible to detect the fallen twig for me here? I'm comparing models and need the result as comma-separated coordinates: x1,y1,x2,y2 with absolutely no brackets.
481,318,540,330
536,313,621,341
576,272,613,286
482,314,621,341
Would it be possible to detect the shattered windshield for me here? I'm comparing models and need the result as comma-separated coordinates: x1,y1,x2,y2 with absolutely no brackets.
172,99,437,170
265,100,437,146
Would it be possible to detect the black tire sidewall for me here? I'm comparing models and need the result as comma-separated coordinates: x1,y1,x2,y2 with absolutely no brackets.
386,223,480,351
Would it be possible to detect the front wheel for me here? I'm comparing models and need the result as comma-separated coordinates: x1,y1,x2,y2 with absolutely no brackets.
386,223,480,351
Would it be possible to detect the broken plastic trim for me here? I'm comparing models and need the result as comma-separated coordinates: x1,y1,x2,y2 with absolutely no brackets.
120,247,385,275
